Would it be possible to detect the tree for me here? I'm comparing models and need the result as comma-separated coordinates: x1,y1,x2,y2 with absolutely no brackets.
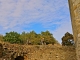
19,31,39,45
19,31,27,44
3,31,21,44
61,32,74,46
41,30,57,45
0,34,4,42
29,31,38,45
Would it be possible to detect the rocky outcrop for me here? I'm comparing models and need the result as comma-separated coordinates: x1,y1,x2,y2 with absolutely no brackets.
0,43,3,58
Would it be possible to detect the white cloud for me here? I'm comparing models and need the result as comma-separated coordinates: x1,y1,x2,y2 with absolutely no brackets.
0,0,69,28
0,0,73,43
52,19,73,43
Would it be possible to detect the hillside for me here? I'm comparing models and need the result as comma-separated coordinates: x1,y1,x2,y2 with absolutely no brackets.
0,42,77,60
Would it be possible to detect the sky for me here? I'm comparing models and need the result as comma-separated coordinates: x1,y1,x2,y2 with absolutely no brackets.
0,0,73,43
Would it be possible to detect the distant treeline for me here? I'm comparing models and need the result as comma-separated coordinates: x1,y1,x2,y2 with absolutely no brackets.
0,30,58,45
0,31,74,46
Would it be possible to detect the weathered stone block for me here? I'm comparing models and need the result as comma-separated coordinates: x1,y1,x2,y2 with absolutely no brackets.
74,0,80,5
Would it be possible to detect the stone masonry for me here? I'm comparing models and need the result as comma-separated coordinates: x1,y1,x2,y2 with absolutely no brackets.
68,0,80,60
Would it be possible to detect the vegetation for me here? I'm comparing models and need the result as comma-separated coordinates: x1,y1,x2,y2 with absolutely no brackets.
61,32,74,46
40,31,57,45
0,34,4,42
2,30,58,45
3,31,21,44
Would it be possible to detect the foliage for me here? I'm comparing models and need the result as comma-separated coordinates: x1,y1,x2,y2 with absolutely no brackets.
41,31,57,45
3,30,58,45
19,30,58,45
61,32,74,46
19,31,27,44
0,34,4,42
3,31,21,44
19,31,38,45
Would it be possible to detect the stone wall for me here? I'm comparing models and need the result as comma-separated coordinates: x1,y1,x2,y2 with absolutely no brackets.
68,0,80,60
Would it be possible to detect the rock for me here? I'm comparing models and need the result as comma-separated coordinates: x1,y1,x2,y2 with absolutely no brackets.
0,43,3,57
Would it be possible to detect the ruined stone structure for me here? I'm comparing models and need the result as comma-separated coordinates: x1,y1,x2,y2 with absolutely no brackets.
68,0,80,60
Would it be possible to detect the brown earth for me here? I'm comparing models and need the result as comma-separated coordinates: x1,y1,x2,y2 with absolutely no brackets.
0,42,77,60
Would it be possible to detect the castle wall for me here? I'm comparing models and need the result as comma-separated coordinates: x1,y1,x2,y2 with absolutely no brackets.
68,0,80,60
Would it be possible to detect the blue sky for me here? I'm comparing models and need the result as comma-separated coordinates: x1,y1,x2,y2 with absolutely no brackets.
0,0,73,43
